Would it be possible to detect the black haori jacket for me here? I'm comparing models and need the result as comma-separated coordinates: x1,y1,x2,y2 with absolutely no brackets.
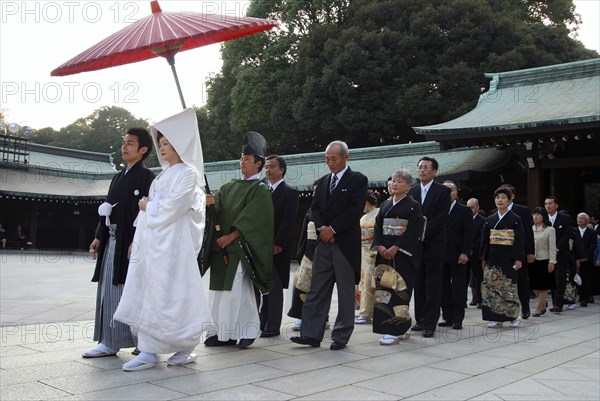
92,161,154,285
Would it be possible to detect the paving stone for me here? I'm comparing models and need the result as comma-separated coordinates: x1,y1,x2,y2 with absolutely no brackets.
355,366,470,398
0,360,102,386
257,365,380,397
55,383,187,400
0,381,71,400
293,384,398,400
176,384,294,400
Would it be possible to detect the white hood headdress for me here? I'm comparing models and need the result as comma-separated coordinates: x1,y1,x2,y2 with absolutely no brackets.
149,108,205,186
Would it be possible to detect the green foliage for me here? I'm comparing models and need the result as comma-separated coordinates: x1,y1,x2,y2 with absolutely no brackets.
29,127,57,145
43,106,155,169
198,0,597,158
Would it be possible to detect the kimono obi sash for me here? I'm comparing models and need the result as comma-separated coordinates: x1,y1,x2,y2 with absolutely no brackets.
490,229,515,246
361,226,374,242
307,222,317,240
382,218,408,237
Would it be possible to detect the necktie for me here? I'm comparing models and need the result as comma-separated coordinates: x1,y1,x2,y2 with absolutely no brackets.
421,186,427,204
330,174,338,193
269,185,274,192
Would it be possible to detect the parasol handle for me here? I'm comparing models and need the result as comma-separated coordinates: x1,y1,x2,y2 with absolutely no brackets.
166,56,187,109
205,175,228,265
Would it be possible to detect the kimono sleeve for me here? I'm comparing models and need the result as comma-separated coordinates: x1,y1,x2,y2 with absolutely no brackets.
146,168,200,228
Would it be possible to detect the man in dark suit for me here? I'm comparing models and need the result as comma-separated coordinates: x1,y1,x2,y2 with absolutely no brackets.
291,140,368,350
574,213,597,307
501,185,535,319
439,181,472,330
408,157,451,338
545,195,574,313
467,198,486,308
260,155,299,337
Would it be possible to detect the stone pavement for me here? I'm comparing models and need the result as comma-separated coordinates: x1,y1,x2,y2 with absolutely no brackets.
1,250,598,400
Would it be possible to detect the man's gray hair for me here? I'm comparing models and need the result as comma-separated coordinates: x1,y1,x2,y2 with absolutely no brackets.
327,140,349,155
578,212,590,221
391,169,413,185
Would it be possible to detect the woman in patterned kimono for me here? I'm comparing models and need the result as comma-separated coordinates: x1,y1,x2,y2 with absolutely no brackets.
372,170,423,345
355,190,382,324
481,186,526,328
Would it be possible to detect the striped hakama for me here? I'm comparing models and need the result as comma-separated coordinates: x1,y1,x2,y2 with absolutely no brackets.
93,224,135,349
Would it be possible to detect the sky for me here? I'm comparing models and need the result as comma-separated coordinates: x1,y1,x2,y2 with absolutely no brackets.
0,0,599,131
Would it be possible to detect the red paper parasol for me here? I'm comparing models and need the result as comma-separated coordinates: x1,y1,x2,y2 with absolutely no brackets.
51,0,277,108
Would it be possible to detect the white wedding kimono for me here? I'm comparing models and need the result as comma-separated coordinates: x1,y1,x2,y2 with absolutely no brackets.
114,163,213,353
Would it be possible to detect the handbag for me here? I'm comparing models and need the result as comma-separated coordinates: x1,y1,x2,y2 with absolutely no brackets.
375,260,407,291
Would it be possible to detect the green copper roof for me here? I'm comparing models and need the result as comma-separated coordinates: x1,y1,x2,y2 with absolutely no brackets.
414,58,600,138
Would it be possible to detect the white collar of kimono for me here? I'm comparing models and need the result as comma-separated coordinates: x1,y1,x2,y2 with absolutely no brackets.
149,108,204,186
245,173,260,181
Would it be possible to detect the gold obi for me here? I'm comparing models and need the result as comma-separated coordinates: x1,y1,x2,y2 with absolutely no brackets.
490,229,515,246
382,218,408,236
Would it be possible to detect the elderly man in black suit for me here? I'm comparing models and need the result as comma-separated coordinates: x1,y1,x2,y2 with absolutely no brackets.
259,155,299,338
408,157,451,338
291,140,368,350
545,195,574,313
438,181,472,330
574,212,597,307
467,198,486,308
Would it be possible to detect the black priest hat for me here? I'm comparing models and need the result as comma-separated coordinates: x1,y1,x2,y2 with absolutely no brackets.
241,131,267,159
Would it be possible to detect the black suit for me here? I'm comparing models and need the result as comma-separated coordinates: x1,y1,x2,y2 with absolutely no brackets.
468,213,486,304
575,226,597,302
259,181,299,333
549,212,574,309
301,167,368,344
441,201,473,325
408,181,451,332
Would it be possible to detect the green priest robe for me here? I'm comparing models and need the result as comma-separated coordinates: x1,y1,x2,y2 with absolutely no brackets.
200,179,274,292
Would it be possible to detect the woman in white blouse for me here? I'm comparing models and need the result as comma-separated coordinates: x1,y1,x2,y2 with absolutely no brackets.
529,207,557,317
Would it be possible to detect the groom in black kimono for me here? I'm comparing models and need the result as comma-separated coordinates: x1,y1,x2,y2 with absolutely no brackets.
83,128,155,358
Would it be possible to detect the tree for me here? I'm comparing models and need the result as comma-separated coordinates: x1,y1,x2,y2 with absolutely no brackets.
30,127,58,145
48,106,154,169
201,0,597,156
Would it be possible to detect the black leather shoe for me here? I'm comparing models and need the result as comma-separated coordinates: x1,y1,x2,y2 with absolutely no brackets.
469,301,477,306
330,341,346,350
522,312,530,320
452,323,462,330
204,335,236,347
411,324,423,331
260,331,281,338
437,321,453,327
423,330,435,338
238,339,255,349
549,307,562,313
290,336,320,347
580,301,588,307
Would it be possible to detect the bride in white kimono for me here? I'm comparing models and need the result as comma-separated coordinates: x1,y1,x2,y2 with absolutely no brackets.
114,108,213,371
